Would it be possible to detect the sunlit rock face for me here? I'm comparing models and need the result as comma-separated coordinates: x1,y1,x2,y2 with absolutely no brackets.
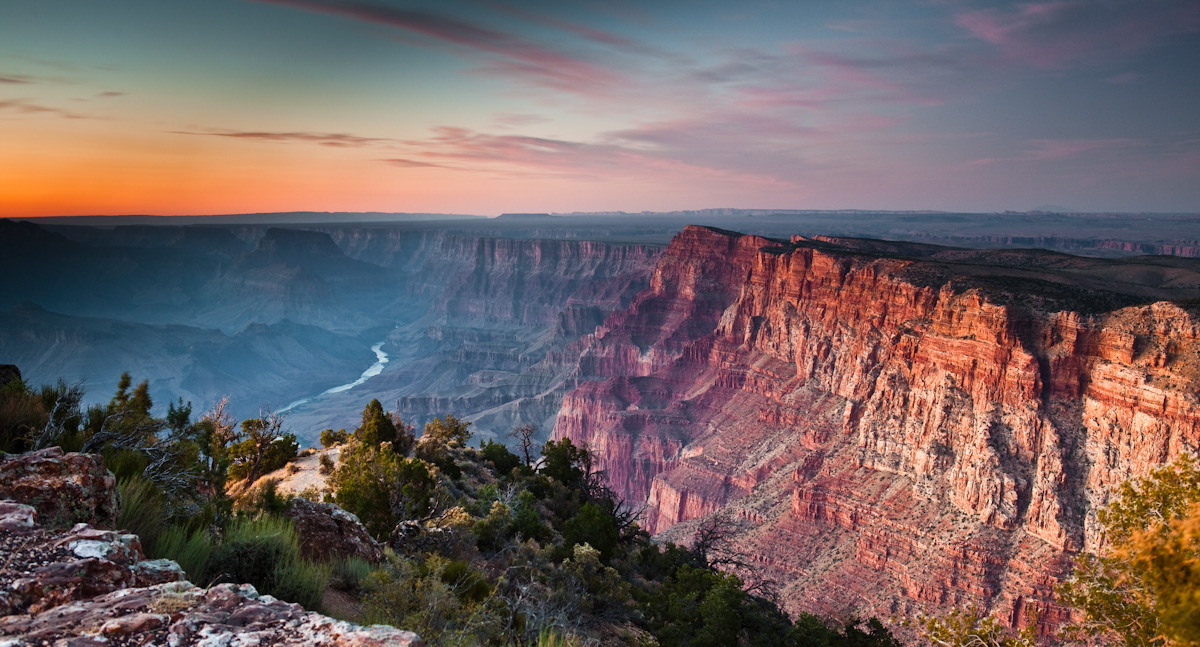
554,225,1200,632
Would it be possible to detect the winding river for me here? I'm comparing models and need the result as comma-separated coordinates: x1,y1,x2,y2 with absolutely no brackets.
279,341,389,413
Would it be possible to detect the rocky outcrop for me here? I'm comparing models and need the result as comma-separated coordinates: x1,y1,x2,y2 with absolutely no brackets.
0,447,117,530
287,498,384,564
0,581,423,646
553,225,1200,630
0,499,422,646
0,501,185,618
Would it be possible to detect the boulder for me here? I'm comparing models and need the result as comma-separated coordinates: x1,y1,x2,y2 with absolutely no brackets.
0,447,118,529
286,497,384,564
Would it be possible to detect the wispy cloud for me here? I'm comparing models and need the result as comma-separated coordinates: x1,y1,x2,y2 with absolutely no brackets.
173,128,392,147
0,74,36,85
396,122,812,190
955,0,1200,68
482,1,667,57
492,112,552,129
95,91,125,98
252,0,627,96
0,98,86,119
380,157,449,169
967,138,1145,167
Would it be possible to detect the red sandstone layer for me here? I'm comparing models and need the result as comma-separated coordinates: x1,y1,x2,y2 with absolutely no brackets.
553,225,1200,632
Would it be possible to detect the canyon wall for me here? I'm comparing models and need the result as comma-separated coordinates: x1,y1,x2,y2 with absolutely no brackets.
281,227,664,440
553,225,1200,629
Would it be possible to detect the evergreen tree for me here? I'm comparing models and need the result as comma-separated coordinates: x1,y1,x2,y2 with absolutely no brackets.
357,399,397,447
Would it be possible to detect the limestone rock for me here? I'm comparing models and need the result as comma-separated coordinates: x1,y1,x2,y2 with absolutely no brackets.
0,447,117,529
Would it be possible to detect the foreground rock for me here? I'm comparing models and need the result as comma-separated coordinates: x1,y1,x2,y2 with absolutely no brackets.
554,226,1200,632
0,500,185,617
0,499,422,646
1,580,423,646
0,447,117,530
0,501,424,647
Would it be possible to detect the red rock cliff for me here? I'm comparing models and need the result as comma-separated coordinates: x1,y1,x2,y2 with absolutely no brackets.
553,225,1200,630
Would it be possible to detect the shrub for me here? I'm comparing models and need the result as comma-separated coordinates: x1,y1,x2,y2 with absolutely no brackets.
154,525,213,584
423,415,472,447
238,478,291,516
415,441,462,481
116,476,165,550
0,376,43,453
480,439,520,476
540,438,590,488
562,502,619,562
319,453,335,475
330,441,436,540
227,414,298,483
362,554,505,644
320,428,349,448
330,556,375,592
206,514,329,610
1058,454,1200,647
274,555,333,611
357,400,397,447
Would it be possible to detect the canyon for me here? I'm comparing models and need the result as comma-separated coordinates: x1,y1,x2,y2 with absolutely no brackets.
552,225,1200,630
6,211,1200,633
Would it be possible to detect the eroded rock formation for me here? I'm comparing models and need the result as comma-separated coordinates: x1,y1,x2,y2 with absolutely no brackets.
554,225,1200,630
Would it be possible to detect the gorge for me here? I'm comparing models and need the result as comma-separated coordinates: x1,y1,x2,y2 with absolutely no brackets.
4,212,1200,633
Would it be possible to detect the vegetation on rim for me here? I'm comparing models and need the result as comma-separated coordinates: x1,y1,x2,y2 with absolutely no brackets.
4,369,1198,645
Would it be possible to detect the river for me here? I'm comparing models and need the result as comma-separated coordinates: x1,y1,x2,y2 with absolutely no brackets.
279,341,389,413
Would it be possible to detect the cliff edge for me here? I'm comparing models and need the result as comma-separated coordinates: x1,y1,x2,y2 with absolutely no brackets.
554,225,1200,630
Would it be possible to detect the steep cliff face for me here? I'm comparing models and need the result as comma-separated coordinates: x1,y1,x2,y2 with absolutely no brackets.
387,234,662,438
553,225,1200,628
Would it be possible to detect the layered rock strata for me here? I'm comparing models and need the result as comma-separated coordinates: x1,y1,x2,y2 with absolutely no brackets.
327,231,663,440
553,225,1200,629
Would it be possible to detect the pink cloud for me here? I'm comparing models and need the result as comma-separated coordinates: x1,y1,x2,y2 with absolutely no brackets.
0,98,86,119
254,0,626,96
173,128,392,147
967,138,1144,166
396,125,796,190
956,0,1200,68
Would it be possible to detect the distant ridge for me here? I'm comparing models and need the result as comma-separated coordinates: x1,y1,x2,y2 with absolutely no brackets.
20,212,485,226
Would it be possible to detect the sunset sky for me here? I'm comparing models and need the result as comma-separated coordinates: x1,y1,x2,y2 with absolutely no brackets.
2,0,1199,217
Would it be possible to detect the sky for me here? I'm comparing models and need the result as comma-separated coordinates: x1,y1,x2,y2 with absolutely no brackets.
2,0,1199,217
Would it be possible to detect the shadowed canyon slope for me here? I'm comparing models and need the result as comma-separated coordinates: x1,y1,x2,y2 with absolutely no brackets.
553,225,1200,629
0,218,661,438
